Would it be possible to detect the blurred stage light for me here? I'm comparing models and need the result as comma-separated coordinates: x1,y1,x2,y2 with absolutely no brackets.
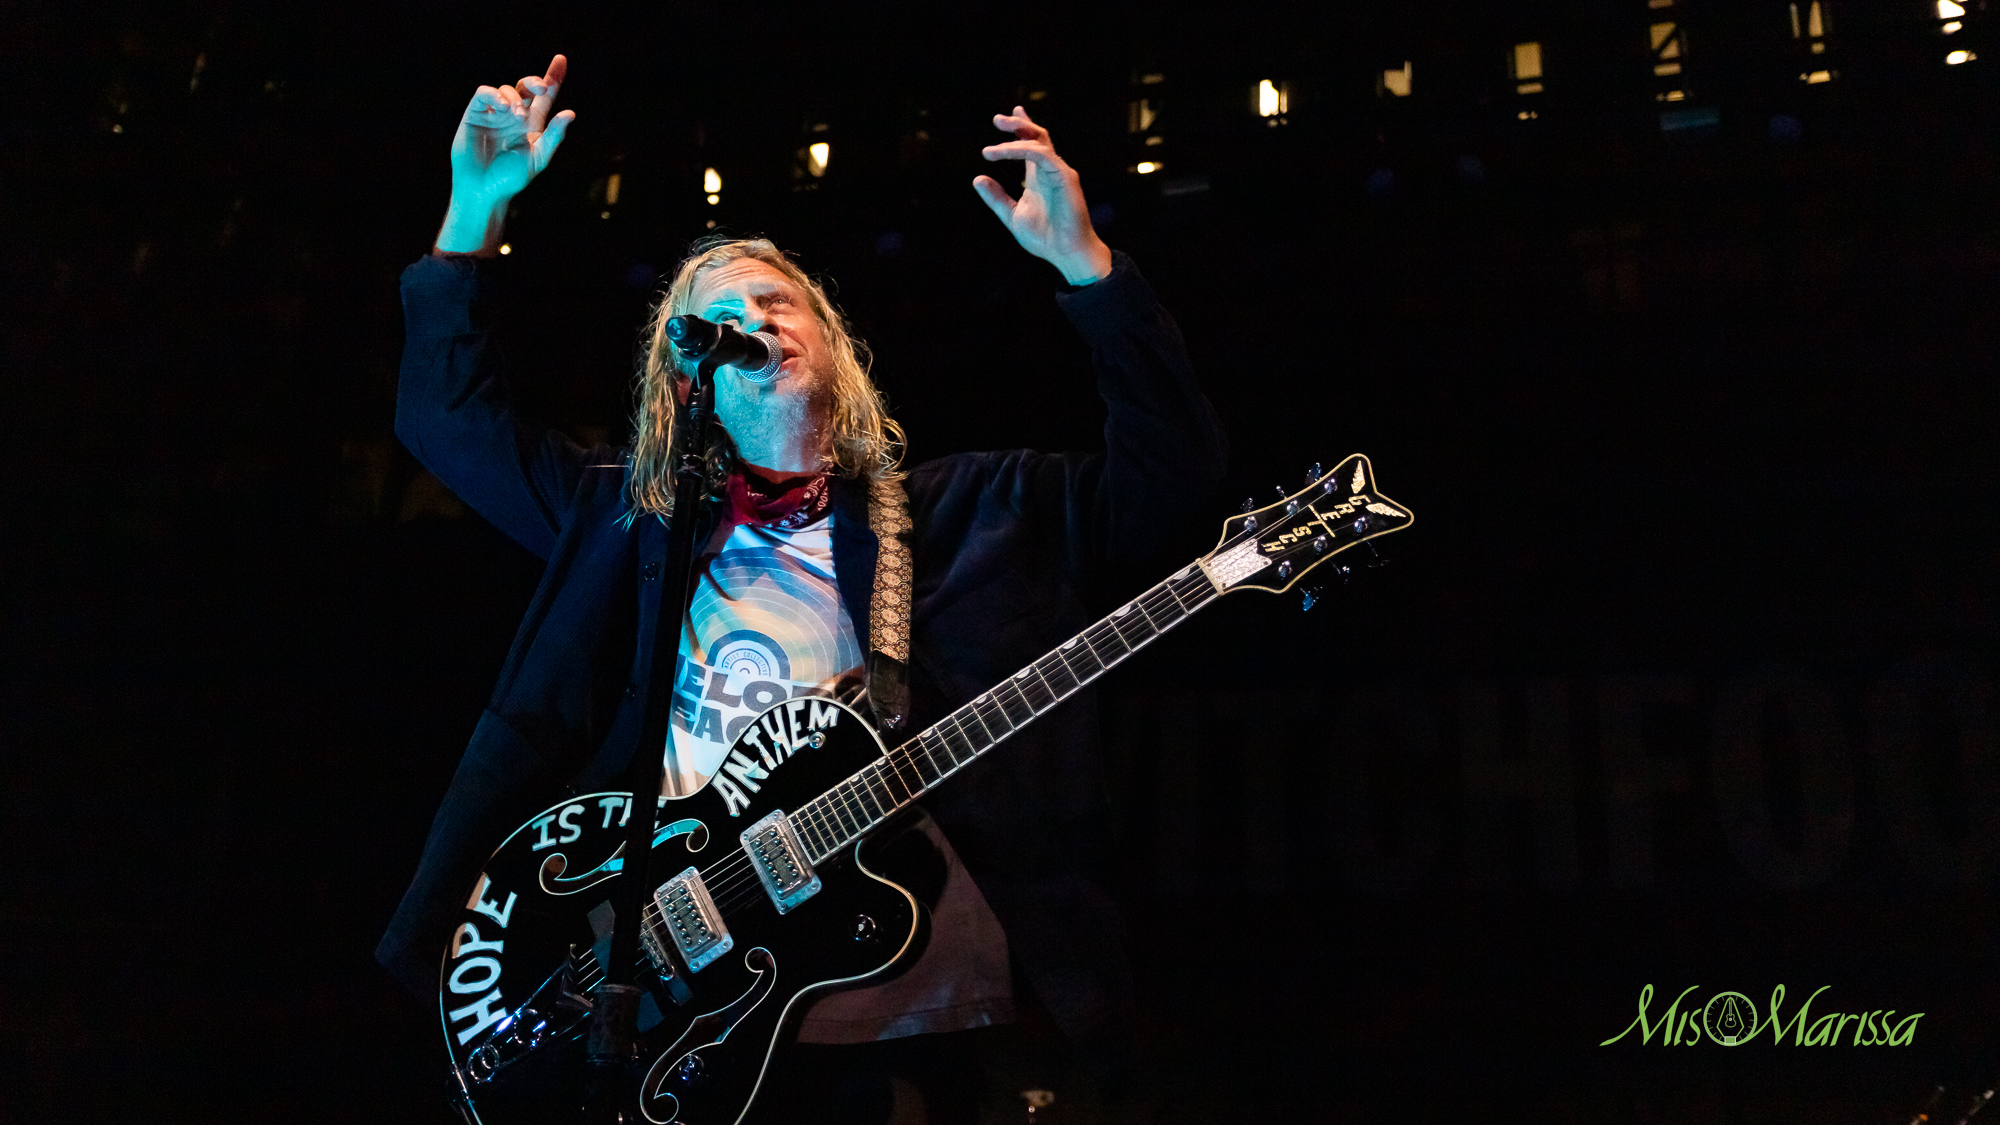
1257,80,1287,117
1948,49,1976,63
703,167,722,193
807,143,831,177
499,244,512,255
1381,62,1412,97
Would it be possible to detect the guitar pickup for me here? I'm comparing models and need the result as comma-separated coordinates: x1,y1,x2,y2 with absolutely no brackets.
654,867,733,973
741,810,822,914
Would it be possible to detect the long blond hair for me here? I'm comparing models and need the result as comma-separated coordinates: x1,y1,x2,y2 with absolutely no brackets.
628,237,903,519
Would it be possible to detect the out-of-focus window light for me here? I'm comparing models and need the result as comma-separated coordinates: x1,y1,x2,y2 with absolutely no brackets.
1803,69,1833,82
1790,2,1832,53
706,194,720,205
1513,42,1544,94
1381,61,1412,97
1135,161,1160,174
1938,0,1968,44
499,243,512,255
1650,22,1685,76
1947,48,1977,63
605,173,622,206
1129,99,1159,133
807,142,831,177
703,167,722,194
1257,79,1288,117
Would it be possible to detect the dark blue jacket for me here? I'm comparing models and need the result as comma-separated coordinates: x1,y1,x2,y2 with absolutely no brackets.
380,250,1227,1059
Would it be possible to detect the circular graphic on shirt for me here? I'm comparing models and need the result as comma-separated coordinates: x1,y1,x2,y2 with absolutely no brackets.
706,628,791,682
690,543,860,686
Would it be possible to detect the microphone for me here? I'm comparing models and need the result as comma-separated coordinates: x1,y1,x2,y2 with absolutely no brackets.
664,315,784,383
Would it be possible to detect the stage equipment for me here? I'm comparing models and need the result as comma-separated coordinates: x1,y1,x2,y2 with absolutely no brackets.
437,455,1414,1125
664,315,783,383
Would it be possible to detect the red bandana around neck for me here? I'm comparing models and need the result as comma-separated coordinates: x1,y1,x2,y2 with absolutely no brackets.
724,466,832,532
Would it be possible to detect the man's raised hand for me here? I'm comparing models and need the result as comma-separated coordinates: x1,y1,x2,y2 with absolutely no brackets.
973,107,1113,287
435,54,576,255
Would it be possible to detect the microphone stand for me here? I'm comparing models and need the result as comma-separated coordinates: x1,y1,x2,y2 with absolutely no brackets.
584,353,722,1122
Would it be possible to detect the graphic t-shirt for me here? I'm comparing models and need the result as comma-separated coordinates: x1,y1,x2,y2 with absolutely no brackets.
659,472,1013,1042
663,513,862,797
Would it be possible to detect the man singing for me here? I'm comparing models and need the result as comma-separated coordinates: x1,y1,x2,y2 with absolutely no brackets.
380,54,1226,1123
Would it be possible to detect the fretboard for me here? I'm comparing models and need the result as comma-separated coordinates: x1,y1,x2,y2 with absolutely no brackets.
786,560,1222,862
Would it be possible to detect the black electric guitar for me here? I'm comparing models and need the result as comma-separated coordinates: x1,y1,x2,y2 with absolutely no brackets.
438,454,1413,1124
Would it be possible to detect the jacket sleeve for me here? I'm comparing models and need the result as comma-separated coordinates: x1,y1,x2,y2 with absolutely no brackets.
1035,250,1229,575
396,254,591,559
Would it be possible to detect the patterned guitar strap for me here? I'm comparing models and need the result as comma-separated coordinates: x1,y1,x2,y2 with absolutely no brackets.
863,476,914,732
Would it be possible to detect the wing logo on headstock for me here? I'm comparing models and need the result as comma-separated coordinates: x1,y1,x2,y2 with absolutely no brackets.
1200,453,1415,594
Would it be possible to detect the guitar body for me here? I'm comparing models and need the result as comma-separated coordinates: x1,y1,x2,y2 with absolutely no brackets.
440,699,925,1125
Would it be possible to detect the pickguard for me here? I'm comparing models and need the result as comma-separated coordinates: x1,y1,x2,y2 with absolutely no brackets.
639,947,778,1124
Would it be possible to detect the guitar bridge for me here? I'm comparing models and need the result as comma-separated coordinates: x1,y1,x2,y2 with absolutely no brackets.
654,867,733,972
740,810,822,914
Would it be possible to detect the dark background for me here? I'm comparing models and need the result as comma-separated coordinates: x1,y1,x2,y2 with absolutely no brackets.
5,0,1998,1121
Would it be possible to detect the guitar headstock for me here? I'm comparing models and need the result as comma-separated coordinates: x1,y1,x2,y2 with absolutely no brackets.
1198,454,1414,595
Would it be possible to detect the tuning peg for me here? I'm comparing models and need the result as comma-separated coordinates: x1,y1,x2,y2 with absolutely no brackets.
1300,586,1324,612
1274,486,1288,502
1303,462,1322,487
1363,542,1390,568
1239,496,1256,513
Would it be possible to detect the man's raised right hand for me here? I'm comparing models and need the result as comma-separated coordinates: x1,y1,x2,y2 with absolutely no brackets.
434,54,575,255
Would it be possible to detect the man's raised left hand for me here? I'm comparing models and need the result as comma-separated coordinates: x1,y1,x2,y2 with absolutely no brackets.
973,107,1114,287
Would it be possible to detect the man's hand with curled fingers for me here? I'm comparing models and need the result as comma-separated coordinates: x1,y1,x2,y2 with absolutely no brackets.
973,107,1114,286
435,54,576,255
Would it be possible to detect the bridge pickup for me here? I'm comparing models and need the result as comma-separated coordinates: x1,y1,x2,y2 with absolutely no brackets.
654,867,733,973
741,810,822,914
637,914,693,1006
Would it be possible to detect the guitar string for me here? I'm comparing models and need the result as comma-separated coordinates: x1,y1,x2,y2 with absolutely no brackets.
645,570,1216,925
696,569,1211,915
630,573,1197,933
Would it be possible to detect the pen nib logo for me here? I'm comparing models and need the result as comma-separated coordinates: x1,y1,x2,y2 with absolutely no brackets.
1703,991,1758,1046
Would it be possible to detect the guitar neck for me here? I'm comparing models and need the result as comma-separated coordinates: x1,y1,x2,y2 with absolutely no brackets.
789,560,1222,862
